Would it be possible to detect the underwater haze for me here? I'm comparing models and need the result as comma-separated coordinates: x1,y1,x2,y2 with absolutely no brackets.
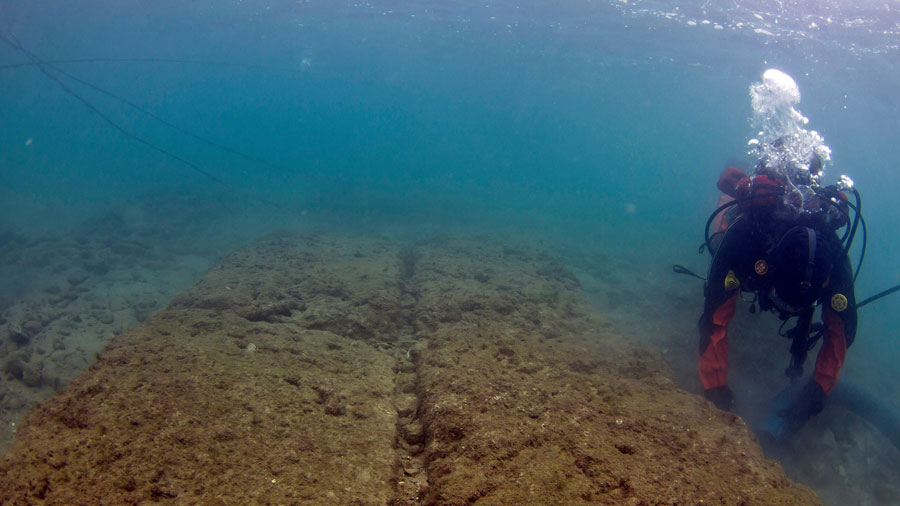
2,0,900,504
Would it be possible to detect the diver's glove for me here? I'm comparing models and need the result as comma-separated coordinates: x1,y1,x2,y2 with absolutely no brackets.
704,385,736,411
777,379,826,421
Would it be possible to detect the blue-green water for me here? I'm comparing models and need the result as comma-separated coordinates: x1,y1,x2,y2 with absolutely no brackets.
2,0,900,503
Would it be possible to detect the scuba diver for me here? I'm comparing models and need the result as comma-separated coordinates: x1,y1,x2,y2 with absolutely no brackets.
680,70,900,448
697,148,859,436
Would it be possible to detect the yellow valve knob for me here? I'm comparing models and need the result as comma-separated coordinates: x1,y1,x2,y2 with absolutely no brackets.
831,293,848,312
724,270,740,291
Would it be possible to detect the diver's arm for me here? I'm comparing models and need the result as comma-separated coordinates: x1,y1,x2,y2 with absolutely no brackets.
813,312,848,394
777,299,849,422
698,292,737,391
813,254,857,394
698,227,743,393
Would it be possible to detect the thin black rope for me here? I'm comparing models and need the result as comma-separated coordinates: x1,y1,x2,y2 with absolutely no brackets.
46,62,293,174
0,34,307,214
0,57,309,75
2,40,295,176
858,283,900,309
0,33,227,186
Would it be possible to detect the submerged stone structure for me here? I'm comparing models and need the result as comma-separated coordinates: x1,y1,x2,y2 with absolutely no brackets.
0,233,821,505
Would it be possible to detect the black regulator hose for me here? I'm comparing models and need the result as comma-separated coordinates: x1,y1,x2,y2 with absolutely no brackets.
703,198,740,256
846,187,862,253
840,187,866,281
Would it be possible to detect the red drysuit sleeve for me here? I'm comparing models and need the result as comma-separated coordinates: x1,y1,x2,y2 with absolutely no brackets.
813,309,848,394
698,293,737,390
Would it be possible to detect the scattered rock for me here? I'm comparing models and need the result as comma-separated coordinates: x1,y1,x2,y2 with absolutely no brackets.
241,302,296,322
6,327,30,347
3,358,24,381
20,320,42,338
20,362,42,388
324,398,346,416
85,261,109,276
67,270,90,287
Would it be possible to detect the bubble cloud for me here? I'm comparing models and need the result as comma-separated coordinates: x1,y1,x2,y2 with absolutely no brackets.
747,69,833,212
